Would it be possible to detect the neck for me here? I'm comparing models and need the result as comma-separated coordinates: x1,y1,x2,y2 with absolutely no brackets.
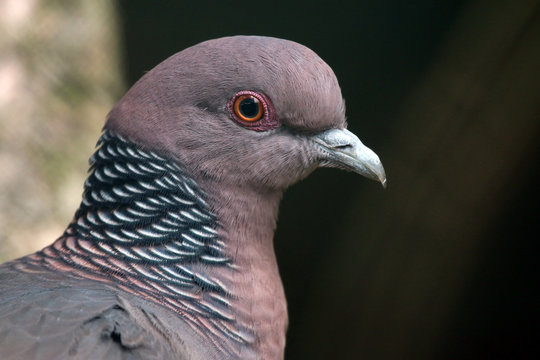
202,179,287,359
20,131,287,359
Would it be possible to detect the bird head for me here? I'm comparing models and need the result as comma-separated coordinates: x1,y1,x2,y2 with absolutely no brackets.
106,36,386,191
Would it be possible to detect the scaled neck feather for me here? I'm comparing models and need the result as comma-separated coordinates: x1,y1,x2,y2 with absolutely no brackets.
17,131,259,357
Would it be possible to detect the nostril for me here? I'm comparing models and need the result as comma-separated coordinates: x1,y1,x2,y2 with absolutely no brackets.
333,144,353,150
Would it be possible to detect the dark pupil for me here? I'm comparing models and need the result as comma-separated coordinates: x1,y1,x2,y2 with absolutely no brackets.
239,97,260,118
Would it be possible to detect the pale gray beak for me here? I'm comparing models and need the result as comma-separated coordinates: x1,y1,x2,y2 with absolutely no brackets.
311,128,387,188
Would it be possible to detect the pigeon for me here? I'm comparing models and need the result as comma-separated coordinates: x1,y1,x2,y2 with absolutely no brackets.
0,36,386,360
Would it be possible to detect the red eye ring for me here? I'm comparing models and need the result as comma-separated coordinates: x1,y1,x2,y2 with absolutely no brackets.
233,94,264,122
227,91,281,132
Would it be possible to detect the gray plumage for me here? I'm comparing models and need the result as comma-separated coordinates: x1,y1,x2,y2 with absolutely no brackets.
0,36,386,360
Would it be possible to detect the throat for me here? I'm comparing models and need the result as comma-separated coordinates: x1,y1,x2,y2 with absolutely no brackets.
201,181,288,359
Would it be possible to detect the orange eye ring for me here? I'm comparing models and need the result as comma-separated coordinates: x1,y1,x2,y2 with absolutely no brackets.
233,94,264,122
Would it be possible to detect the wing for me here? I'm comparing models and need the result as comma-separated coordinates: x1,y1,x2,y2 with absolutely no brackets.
0,266,178,360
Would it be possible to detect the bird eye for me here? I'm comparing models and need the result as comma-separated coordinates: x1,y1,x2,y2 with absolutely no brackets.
227,90,280,131
233,94,264,122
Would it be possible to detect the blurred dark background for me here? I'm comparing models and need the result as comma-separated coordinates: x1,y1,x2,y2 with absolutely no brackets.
1,0,538,359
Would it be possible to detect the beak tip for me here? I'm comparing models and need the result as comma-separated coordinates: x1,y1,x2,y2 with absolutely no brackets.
311,128,387,188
